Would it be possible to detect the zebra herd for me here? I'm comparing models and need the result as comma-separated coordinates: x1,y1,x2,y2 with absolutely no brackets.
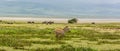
42,21,54,25
27,21,54,24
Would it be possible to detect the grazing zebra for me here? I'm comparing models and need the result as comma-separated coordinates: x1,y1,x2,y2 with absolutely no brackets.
7,22,13,24
27,21,35,24
54,26,70,39
42,21,54,25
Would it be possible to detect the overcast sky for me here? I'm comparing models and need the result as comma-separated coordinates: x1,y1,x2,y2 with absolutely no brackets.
0,0,120,17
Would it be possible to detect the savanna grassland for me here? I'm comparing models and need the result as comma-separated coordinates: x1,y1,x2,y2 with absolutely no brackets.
0,22,120,51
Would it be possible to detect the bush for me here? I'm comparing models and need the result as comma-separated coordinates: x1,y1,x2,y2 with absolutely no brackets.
68,18,78,24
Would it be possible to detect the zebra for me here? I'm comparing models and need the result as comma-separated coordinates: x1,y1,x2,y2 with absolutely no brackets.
54,26,70,39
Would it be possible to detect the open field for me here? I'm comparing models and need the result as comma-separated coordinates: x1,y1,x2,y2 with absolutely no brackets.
0,22,120,51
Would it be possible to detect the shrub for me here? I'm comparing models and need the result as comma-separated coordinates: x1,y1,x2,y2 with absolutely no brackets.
68,18,78,24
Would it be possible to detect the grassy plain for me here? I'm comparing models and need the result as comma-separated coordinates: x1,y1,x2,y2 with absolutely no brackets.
0,22,120,51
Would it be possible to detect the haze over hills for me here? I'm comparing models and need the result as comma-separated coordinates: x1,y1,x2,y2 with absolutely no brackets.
0,0,120,19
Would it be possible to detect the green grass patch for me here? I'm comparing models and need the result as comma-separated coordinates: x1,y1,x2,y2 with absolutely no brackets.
0,49,6,51
97,41,120,45
30,41,66,45
0,37,31,47
31,44,96,51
